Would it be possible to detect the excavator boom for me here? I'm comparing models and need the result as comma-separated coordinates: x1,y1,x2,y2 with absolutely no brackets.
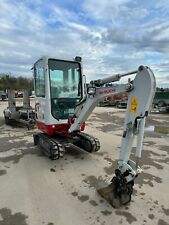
69,65,156,207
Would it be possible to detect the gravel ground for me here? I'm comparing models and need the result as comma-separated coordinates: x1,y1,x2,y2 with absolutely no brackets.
0,100,169,225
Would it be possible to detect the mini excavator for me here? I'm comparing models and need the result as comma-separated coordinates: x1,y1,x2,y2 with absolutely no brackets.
33,56,156,208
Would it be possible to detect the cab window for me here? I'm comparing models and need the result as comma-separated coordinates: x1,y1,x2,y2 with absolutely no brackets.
35,67,45,97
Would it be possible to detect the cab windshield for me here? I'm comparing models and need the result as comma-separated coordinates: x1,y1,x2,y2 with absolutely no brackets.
48,59,82,120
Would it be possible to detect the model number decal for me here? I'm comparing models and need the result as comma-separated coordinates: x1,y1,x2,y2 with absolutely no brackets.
99,88,116,95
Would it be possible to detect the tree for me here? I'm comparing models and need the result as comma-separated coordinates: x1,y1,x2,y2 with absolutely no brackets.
0,73,34,94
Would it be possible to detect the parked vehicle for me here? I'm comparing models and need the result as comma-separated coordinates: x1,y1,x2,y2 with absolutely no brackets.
3,89,35,129
99,92,128,107
154,91,169,107
153,90,169,112
0,90,7,100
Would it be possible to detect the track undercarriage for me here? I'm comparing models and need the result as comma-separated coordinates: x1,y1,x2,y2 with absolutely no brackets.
33,132,100,160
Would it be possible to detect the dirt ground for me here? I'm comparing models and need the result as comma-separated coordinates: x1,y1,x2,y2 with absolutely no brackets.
0,100,169,225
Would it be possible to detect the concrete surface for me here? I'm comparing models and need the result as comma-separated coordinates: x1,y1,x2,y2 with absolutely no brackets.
0,100,169,225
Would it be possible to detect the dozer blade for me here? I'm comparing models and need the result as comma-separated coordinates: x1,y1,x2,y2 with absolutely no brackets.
97,182,131,208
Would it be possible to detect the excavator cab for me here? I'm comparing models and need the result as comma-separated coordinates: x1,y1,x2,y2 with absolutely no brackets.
34,56,84,135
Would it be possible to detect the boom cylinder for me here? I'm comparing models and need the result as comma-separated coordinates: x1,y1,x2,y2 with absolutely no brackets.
93,70,137,86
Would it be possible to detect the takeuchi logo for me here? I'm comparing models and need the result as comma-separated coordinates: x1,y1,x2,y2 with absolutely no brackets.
99,88,116,95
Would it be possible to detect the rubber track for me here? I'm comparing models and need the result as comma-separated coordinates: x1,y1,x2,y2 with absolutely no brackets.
37,133,65,160
76,132,100,152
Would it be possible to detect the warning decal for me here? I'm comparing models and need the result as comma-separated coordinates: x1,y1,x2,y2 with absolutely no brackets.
130,97,139,113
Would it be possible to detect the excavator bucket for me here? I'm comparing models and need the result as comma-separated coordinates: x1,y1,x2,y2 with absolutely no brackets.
97,170,134,208
97,183,131,208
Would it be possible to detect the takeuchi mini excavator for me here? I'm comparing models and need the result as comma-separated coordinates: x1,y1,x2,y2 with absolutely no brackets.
33,56,156,208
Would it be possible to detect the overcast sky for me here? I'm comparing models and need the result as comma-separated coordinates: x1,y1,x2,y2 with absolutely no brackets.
0,0,169,86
